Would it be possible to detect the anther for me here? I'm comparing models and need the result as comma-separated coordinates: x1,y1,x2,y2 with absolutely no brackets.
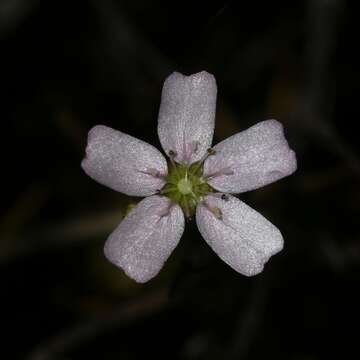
190,147,217,175
168,149,182,178
205,167,234,180
168,149,176,158
159,187,174,195
142,168,165,179
203,201,223,220
212,207,223,220
206,193,229,201
191,141,199,154
201,147,216,164
158,202,173,218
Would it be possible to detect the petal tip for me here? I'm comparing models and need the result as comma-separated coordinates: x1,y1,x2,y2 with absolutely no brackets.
288,150,298,175
87,124,109,139
241,264,265,277
262,119,285,133
103,238,116,266
80,157,88,172
188,71,217,90
190,70,215,80
165,70,216,84
266,118,282,125
122,266,155,284
271,233,285,256
103,240,153,283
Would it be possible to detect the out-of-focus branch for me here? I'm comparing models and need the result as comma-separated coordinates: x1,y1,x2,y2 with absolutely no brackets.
89,0,173,107
296,0,360,174
0,0,40,37
0,209,123,265
27,288,169,360
224,275,270,360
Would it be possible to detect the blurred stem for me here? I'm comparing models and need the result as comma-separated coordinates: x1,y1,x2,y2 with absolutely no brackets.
27,288,169,360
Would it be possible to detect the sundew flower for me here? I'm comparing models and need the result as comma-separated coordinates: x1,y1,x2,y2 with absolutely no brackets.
81,71,297,283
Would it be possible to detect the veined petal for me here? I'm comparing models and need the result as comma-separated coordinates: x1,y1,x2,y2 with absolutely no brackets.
81,125,167,196
196,194,283,276
158,71,217,164
204,120,297,193
104,195,185,283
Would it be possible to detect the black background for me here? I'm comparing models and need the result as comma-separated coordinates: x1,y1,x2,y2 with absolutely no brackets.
1,0,359,359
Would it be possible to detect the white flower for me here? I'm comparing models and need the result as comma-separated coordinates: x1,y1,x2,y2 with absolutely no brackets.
81,71,297,283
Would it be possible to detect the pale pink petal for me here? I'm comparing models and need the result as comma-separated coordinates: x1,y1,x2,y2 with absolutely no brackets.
196,194,283,276
104,195,185,283
158,71,217,164
204,120,297,193
81,125,167,197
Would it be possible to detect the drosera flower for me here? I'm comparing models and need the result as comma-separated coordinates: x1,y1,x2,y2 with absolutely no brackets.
81,71,297,283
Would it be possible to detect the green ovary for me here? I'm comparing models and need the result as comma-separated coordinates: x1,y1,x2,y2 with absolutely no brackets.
161,160,213,217
177,178,193,195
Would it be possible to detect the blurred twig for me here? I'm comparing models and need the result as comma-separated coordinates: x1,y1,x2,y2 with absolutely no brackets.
0,182,50,263
27,288,169,360
54,110,88,154
297,0,360,174
225,275,270,360
0,0,40,37
0,182,49,236
89,0,172,88
0,209,123,265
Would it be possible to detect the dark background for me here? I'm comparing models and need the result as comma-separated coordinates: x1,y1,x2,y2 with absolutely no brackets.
1,0,359,359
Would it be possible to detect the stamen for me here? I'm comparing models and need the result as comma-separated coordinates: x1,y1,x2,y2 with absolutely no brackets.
163,146,216,218
187,141,200,161
205,167,234,180
212,207,223,220
168,149,181,177
158,203,173,218
206,192,230,201
183,200,191,219
191,147,217,174
202,201,223,220
168,149,176,158
182,141,200,164
168,149,177,166
142,168,166,179
160,186,176,195
190,141,199,154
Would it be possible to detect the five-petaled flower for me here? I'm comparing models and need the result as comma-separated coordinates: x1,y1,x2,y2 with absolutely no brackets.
81,71,297,283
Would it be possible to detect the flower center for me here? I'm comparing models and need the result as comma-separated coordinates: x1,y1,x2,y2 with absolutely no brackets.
160,158,214,218
177,178,193,195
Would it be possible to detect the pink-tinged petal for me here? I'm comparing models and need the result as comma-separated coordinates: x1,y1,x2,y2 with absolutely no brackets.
204,120,297,193
104,195,185,283
158,71,217,164
196,194,283,276
81,125,167,197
